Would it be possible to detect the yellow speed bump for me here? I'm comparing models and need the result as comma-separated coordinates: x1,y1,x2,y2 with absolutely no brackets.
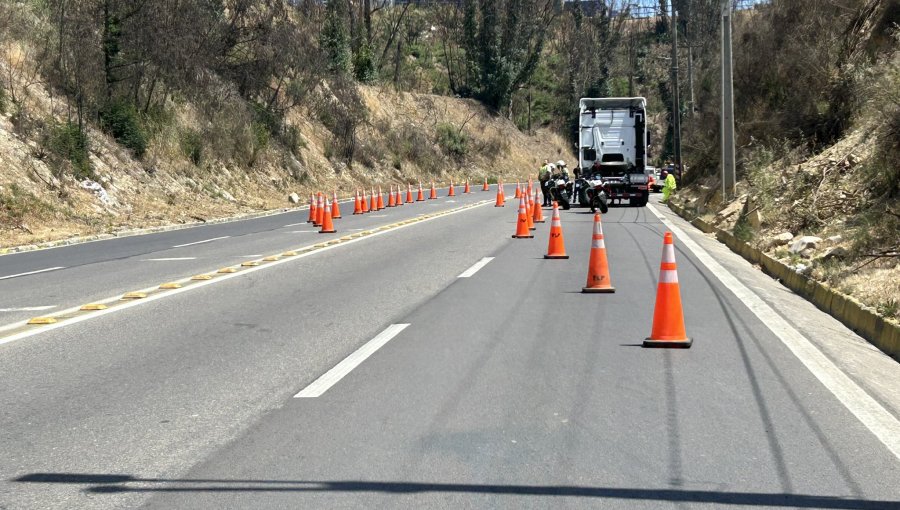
191,274,213,281
218,267,237,273
122,292,148,299
80,303,108,311
263,256,279,262
241,261,260,267
159,282,182,290
282,251,298,256
28,317,57,325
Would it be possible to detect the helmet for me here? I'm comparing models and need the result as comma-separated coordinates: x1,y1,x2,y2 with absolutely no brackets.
557,160,566,167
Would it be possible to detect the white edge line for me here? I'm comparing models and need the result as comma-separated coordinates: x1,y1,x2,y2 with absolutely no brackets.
294,323,410,398
143,257,198,262
0,267,66,280
647,203,900,461
0,306,56,312
0,200,493,345
172,236,231,248
458,257,495,278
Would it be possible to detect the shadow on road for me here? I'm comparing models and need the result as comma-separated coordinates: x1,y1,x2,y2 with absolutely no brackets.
13,473,897,508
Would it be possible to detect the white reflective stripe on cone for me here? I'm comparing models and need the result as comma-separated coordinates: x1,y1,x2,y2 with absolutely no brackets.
659,269,679,284
662,243,676,263
592,237,606,249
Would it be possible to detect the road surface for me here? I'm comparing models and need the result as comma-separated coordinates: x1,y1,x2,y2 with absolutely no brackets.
1,187,898,509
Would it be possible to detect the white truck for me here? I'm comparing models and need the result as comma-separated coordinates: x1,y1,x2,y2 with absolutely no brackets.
577,97,651,209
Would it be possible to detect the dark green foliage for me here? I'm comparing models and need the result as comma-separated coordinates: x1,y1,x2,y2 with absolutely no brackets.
435,123,468,160
353,42,378,83
0,86,6,114
321,0,352,75
46,122,93,179
99,101,147,159
179,129,204,166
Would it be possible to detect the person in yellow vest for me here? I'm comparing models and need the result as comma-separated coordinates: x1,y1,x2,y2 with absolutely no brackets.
538,159,552,206
662,172,677,203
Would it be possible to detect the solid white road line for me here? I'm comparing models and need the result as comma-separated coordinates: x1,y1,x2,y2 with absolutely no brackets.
143,257,197,262
0,306,56,312
647,203,900,461
171,236,230,248
294,324,410,398
0,267,66,280
458,257,495,278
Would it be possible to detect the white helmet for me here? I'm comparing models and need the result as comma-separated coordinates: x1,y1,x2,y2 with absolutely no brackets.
557,160,566,167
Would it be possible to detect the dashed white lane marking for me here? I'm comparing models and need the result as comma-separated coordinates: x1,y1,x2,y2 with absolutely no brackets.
283,223,307,228
0,267,66,280
458,257,495,278
0,306,56,312
647,203,900,461
289,230,317,234
143,257,197,262
172,236,230,248
294,324,410,398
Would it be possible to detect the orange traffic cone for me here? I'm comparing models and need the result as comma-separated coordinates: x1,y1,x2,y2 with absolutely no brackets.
643,232,691,348
315,193,325,226
429,182,437,200
514,181,522,199
396,186,404,206
544,201,568,259
526,188,535,231
353,190,363,215
417,182,425,201
319,199,336,233
533,188,545,223
494,184,505,207
377,187,385,210
448,180,456,197
367,188,375,211
307,193,317,223
388,185,396,207
483,177,490,191
582,214,615,293
332,190,342,219
407,183,414,203
464,179,470,194
512,194,533,239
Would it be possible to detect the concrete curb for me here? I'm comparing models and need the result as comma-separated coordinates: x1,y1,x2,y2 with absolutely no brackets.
0,206,303,256
667,200,900,362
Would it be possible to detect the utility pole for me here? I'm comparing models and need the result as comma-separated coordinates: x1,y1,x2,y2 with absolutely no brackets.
721,0,736,199
686,43,695,117
670,4,683,178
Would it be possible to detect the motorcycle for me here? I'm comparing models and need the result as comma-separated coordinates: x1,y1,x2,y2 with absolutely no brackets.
582,175,610,214
547,176,573,210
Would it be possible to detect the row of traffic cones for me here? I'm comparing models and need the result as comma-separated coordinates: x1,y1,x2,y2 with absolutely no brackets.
510,187,691,348
303,178,506,235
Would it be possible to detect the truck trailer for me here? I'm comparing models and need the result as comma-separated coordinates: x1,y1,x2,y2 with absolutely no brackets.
578,97,651,208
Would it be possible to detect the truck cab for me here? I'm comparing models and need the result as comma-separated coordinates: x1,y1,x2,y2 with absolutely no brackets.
578,97,650,207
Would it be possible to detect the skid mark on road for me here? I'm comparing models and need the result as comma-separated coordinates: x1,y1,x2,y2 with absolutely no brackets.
647,203,900,462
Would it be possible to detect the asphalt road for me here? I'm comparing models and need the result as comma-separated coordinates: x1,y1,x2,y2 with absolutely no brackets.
1,190,898,510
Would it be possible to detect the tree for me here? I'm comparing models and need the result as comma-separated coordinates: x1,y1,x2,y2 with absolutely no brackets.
321,0,351,74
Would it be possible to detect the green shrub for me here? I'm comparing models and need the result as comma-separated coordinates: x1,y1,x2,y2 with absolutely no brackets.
435,122,468,160
0,184,52,224
46,121,93,179
99,100,147,158
0,86,6,114
353,43,378,84
179,129,204,166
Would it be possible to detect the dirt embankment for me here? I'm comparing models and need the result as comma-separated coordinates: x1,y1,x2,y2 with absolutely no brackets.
672,123,899,323
0,81,569,250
